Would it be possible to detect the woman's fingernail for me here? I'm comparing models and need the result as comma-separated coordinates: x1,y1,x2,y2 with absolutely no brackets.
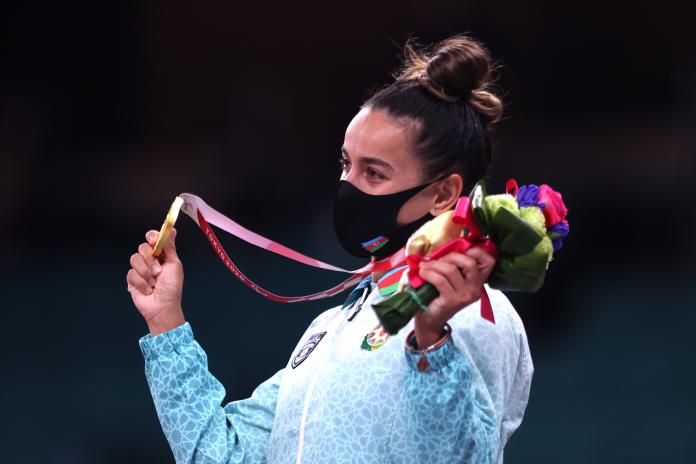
148,278,156,287
152,262,162,275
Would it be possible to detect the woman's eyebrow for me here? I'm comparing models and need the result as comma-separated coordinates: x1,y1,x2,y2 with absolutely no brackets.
341,146,395,172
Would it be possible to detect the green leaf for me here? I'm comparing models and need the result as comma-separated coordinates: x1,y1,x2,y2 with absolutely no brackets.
372,283,440,335
490,208,544,256
488,240,551,292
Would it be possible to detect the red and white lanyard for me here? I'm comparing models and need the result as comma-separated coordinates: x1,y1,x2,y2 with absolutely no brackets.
177,193,408,303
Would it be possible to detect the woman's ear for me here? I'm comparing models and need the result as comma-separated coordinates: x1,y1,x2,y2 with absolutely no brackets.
431,173,463,214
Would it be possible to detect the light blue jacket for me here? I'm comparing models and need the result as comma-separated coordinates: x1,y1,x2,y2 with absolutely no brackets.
139,276,533,463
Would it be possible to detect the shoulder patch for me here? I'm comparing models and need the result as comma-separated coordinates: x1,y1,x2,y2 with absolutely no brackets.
291,331,326,368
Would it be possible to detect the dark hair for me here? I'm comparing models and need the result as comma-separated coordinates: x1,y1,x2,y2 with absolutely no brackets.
361,33,504,192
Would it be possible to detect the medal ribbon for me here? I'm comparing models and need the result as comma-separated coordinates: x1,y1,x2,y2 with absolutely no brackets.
177,193,407,303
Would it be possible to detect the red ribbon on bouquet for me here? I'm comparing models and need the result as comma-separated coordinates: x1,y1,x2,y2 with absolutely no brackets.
404,196,498,324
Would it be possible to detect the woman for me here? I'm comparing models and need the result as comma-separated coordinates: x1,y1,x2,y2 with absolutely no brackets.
127,34,533,464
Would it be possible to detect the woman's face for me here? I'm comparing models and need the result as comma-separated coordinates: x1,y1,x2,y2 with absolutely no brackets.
339,107,461,225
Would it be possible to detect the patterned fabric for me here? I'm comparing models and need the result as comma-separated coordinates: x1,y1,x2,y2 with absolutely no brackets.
139,280,533,463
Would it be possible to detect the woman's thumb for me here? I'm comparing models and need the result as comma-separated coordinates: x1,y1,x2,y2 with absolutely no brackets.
163,227,179,261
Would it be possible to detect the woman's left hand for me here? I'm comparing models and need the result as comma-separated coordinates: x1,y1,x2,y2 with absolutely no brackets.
413,246,497,347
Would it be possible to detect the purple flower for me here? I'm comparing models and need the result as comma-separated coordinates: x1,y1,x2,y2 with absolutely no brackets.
548,221,570,251
516,184,545,209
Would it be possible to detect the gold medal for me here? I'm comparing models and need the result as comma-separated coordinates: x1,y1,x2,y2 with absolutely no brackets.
152,196,184,257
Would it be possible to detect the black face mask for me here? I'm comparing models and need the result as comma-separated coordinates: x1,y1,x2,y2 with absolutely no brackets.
332,175,447,259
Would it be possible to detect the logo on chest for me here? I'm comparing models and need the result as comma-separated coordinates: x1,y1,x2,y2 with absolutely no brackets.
360,323,390,351
291,331,326,368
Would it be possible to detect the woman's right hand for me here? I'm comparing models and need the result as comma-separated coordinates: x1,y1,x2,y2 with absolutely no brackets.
127,227,185,335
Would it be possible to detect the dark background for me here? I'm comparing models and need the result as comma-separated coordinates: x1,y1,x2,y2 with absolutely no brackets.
2,1,694,463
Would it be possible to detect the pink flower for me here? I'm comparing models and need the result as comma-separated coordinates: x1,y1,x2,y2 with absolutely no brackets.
538,184,568,227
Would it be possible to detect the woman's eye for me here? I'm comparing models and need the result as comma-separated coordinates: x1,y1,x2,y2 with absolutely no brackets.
367,167,385,180
338,157,384,180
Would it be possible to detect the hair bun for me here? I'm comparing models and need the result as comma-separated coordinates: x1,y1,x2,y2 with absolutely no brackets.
398,34,503,124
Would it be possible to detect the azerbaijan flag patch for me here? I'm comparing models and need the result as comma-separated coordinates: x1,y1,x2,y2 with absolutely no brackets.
361,235,389,254
377,265,408,296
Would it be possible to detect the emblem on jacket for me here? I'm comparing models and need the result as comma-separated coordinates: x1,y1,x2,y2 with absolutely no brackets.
361,235,389,254
360,323,390,351
292,331,326,368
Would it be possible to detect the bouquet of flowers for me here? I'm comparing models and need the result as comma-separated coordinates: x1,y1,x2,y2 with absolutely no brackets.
373,179,570,335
